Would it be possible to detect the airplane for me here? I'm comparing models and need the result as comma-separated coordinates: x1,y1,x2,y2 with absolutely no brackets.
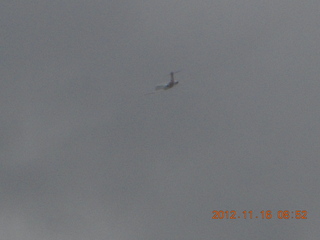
145,70,181,95
155,71,181,90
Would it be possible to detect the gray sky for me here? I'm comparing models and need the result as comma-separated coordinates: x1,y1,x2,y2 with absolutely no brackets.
1,1,319,239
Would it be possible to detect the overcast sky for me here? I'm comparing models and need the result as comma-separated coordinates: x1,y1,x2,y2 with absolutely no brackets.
1,1,320,239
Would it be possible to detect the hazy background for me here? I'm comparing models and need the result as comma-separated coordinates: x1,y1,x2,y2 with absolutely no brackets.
1,1,319,239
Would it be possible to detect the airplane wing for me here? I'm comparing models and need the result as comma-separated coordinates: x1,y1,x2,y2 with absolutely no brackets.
155,85,167,90
144,85,166,95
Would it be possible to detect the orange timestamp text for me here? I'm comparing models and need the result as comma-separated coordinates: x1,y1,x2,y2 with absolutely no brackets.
211,210,308,219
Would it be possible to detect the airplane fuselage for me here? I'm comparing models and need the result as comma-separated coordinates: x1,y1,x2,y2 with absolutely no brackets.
164,81,179,89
